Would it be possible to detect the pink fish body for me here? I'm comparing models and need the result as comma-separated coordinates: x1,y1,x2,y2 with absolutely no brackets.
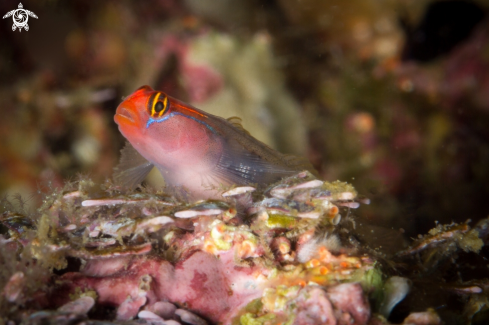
114,86,315,199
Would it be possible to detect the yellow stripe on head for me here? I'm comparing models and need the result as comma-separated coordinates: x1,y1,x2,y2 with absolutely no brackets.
149,92,169,118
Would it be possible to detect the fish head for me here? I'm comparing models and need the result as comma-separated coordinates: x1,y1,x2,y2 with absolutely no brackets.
114,85,221,172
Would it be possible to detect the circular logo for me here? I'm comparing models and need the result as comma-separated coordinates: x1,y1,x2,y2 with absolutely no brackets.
2,3,38,32
13,9,28,29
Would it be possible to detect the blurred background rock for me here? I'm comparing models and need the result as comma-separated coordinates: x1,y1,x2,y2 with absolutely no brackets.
1,0,489,239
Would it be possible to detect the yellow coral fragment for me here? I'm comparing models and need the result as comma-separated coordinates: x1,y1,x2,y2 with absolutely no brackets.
262,285,300,312
240,312,276,325
210,220,234,251
266,214,297,228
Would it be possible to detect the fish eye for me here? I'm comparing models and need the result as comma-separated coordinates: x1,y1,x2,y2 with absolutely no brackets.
155,101,164,113
147,92,169,118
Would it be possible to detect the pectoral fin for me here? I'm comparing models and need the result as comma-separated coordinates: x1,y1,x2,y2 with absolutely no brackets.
113,142,154,189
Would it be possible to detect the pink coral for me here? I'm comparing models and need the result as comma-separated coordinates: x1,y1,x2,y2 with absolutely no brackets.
51,251,263,323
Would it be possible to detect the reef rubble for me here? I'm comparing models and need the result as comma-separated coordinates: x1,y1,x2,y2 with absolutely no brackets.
0,171,486,324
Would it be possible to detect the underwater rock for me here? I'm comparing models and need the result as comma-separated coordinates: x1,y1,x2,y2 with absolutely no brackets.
0,172,380,324
4,171,484,324
402,309,441,325
379,276,410,318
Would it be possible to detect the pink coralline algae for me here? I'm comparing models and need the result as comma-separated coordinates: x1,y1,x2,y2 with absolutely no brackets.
0,172,444,324
51,252,260,323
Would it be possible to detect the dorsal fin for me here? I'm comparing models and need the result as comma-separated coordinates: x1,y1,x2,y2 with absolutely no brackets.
281,154,318,177
113,142,154,189
226,116,251,136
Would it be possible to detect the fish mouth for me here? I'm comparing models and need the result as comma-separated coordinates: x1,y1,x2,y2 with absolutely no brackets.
115,106,138,126
117,107,135,122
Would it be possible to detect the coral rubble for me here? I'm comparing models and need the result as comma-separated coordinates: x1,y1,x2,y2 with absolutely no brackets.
1,173,375,324
2,170,486,324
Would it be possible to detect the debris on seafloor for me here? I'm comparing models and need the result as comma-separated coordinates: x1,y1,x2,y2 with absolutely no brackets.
0,171,487,324
396,221,483,258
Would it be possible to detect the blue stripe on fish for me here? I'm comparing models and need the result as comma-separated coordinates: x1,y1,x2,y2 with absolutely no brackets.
146,112,217,134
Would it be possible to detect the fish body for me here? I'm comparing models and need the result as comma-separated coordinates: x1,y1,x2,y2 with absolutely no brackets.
114,85,315,199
